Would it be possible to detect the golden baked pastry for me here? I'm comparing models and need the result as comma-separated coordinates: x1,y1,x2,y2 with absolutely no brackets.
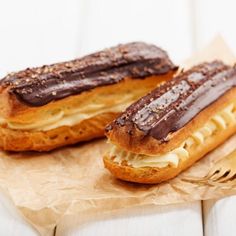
104,61,236,184
0,42,177,151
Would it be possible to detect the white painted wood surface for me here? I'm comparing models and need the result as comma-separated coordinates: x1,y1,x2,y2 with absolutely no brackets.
0,0,82,77
0,193,38,236
203,196,236,236
0,0,235,235
76,0,193,63
57,202,203,236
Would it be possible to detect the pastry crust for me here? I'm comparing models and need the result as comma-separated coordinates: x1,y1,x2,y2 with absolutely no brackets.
104,89,236,184
104,61,236,184
0,73,174,151
0,42,177,151
106,87,236,155
0,112,117,152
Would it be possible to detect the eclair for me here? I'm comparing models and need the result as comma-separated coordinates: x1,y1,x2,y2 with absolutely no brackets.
104,61,236,184
0,42,177,151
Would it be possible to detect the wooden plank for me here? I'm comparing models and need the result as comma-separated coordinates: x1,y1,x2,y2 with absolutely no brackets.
203,196,236,236
57,202,203,236
55,1,203,235
77,0,194,63
194,2,236,234
194,0,236,54
0,0,83,77
0,193,38,236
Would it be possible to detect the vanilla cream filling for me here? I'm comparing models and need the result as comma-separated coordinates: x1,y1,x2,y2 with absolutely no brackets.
0,94,134,131
109,103,236,168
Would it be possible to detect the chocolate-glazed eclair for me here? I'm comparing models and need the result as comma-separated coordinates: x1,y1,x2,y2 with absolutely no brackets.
0,42,176,151
104,61,236,184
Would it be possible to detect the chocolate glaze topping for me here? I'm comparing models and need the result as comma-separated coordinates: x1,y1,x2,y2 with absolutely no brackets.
0,42,176,106
108,61,236,141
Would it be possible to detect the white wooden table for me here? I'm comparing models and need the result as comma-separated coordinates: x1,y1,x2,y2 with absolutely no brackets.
0,0,235,235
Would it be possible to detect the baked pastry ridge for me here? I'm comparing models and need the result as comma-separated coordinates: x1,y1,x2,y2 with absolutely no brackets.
0,42,177,151
104,61,236,184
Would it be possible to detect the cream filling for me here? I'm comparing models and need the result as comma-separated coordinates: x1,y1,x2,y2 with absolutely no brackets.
0,94,134,131
109,103,236,168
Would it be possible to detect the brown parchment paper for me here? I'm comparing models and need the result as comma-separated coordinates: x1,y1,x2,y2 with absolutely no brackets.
0,36,236,236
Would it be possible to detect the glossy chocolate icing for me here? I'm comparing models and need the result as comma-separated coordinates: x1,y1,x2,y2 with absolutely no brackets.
109,61,236,141
0,42,176,106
